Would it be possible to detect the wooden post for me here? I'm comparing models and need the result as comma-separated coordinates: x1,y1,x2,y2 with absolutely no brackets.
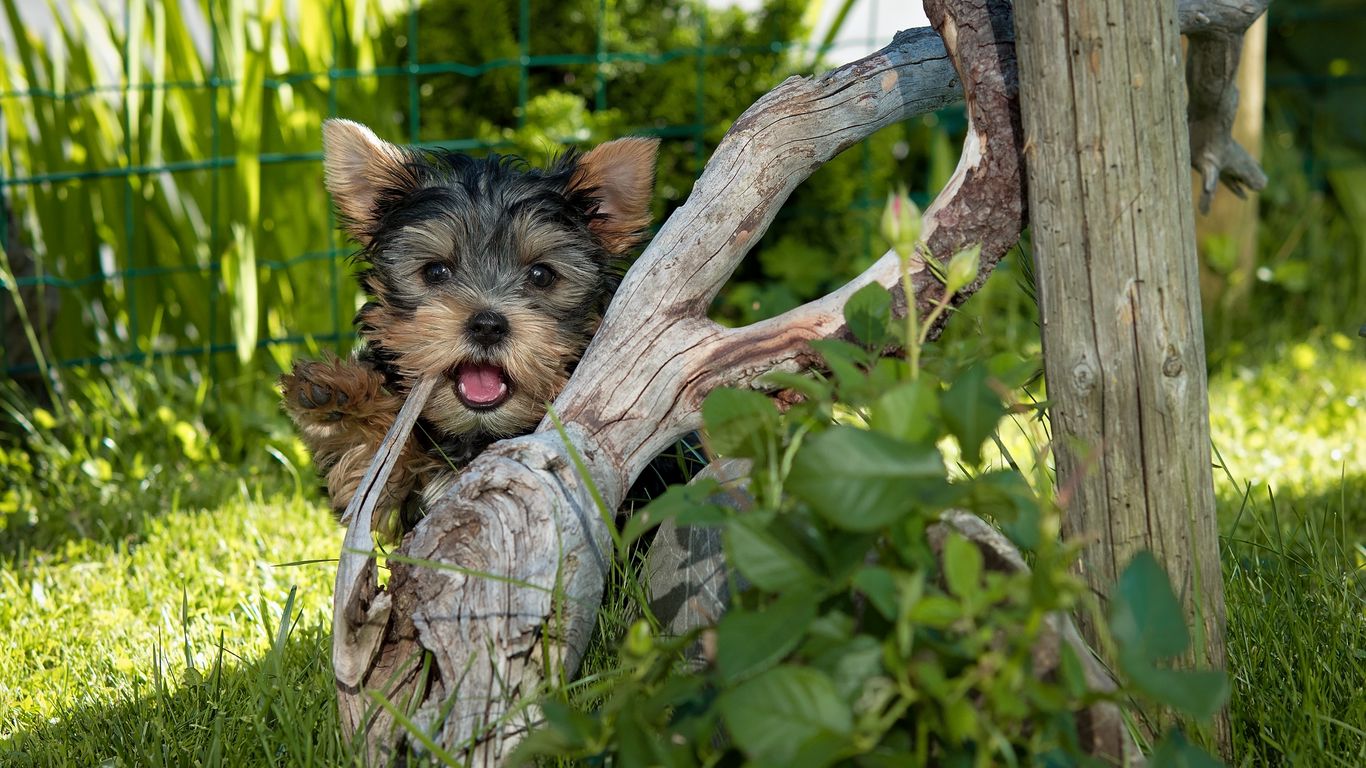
1015,0,1230,750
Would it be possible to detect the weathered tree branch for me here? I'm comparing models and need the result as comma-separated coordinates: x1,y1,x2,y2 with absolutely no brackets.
332,0,1268,762
1181,0,1272,211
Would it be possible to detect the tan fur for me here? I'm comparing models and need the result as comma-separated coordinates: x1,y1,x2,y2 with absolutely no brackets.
364,299,578,437
287,126,658,537
322,119,418,244
281,358,402,503
568,137,660,253
281,355,449,535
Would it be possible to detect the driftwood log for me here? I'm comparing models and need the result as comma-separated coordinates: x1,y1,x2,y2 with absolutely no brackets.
332,0,1267,763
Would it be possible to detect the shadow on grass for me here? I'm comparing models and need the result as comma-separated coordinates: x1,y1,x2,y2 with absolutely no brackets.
0,361,316,565
1218,471,1366,558
0,458,314,565
0,616,356,768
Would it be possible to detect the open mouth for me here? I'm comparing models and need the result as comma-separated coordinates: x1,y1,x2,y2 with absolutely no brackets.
453,362,512,410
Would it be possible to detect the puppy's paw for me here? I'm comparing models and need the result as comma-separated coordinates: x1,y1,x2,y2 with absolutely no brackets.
280,356,389,425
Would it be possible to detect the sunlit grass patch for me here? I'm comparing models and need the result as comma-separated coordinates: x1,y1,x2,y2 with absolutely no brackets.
1222,488,1366,765
1209,335,1366,764
1210,332,1366,510
0,491,342,763
0,360,346,764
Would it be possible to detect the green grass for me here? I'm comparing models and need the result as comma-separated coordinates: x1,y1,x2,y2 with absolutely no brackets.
0,495,344,767
0,334,1363,766
0,364,349,766
1209,332,1366,766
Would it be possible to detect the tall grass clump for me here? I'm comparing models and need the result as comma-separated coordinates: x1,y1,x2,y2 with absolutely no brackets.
0,0,411,446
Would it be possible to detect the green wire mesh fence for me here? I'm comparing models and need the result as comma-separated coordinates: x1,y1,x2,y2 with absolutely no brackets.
0,0,1361,386
0,0,950,385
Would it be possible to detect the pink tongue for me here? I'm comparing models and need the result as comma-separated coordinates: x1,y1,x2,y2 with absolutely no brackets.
458,364,507,405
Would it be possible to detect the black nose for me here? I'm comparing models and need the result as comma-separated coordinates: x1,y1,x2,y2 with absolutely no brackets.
467,310,509,347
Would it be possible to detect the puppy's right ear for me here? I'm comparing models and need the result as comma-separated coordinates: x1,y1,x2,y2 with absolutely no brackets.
322,119,418,244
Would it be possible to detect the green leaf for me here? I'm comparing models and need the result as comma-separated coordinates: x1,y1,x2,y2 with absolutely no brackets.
676,503,733,528
866,357,907,396
617,706,670,767
621,478,724,547
853,567,899,621
801,611,855,657
844,282,893,348
1057,643,1089,699
702,388,779,460
942,533,983,602
224,224,259,365
815,529,881,585
719,666,853,766
944,696,978,743
788,426,946,532
1110,552,1230,720
962,471,1042,550
940,363,1005,467
869,377,941,444
760,370,833,402
537,698,597,749
907,595,961,629
725,516,821,592
811,634,884,700
1148,730,1225,768
1122,664,1229,721
987,351,1042,389
809,339,873,400
717,594,817,682
1110,551,1190,662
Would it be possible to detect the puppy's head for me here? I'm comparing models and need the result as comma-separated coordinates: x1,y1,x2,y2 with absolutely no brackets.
322,119,658,438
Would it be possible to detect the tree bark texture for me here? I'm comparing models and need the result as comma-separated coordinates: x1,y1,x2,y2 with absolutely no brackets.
1014,0,1265,756
333,0,1267,762
1180,0,1271,211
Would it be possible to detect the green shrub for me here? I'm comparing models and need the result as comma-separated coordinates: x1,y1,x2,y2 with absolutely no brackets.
0,0,983,404
513,260,1227,765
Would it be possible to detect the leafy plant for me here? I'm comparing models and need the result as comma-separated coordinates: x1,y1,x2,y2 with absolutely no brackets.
0,356,305,557
512,205,1229,766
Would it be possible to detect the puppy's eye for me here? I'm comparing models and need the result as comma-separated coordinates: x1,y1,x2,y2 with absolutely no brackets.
422,262,453,285
528,264,556,288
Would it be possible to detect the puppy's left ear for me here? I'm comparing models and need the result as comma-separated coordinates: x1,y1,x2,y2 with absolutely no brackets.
568,137,660,254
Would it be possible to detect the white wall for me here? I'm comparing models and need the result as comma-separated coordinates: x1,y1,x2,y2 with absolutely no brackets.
713,0,930,62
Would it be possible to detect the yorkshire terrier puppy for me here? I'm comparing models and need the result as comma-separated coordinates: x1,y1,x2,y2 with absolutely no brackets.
281,119,658,533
